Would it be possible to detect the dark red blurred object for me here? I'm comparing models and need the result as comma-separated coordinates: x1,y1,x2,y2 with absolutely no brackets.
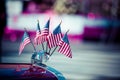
0,63,58,80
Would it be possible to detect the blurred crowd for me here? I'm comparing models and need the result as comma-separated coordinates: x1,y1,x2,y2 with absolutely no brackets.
22,0,120,19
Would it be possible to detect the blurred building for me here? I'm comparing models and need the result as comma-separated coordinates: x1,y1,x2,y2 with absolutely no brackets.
2,0,120,43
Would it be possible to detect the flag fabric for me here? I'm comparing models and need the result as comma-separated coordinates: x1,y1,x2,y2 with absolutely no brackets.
58,32,72,58
34,19,50,45
36,21,41,36
19,32,30,55
47,23,62,48
34,21,42,45
53,23,62,46
34,34,46,45
47,33,55,48
41,19,50,36
40,18,50,43
34,20,48,45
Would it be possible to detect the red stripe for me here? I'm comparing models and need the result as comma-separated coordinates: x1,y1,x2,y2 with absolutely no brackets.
47,34,55,48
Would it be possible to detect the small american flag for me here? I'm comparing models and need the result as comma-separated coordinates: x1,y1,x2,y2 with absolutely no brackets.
58,32,72,58
40,18,50,43
41,18,50,36
19,32,30,55
34,21,42,45
47,23,62,48
34,20,47,45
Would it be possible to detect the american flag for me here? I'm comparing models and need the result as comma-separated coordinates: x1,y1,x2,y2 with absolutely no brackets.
47,23,62,48
34,20,48,45
58,32,72,58
34,21,42,45
19,32,30,55
41,19,50,36
40,18,50,43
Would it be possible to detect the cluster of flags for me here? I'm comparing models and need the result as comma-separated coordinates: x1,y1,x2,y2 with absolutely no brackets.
19,19,72,58
34,19,49,45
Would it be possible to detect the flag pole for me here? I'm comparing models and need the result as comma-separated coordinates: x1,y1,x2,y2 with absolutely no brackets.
66,29,69,34
48,48,51,55
41,42,44,50
37,20,44,50
24,28,36,52
46,42,48,52
50,46,57,56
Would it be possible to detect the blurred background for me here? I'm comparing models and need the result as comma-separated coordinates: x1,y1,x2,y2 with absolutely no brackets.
0,0,120,80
